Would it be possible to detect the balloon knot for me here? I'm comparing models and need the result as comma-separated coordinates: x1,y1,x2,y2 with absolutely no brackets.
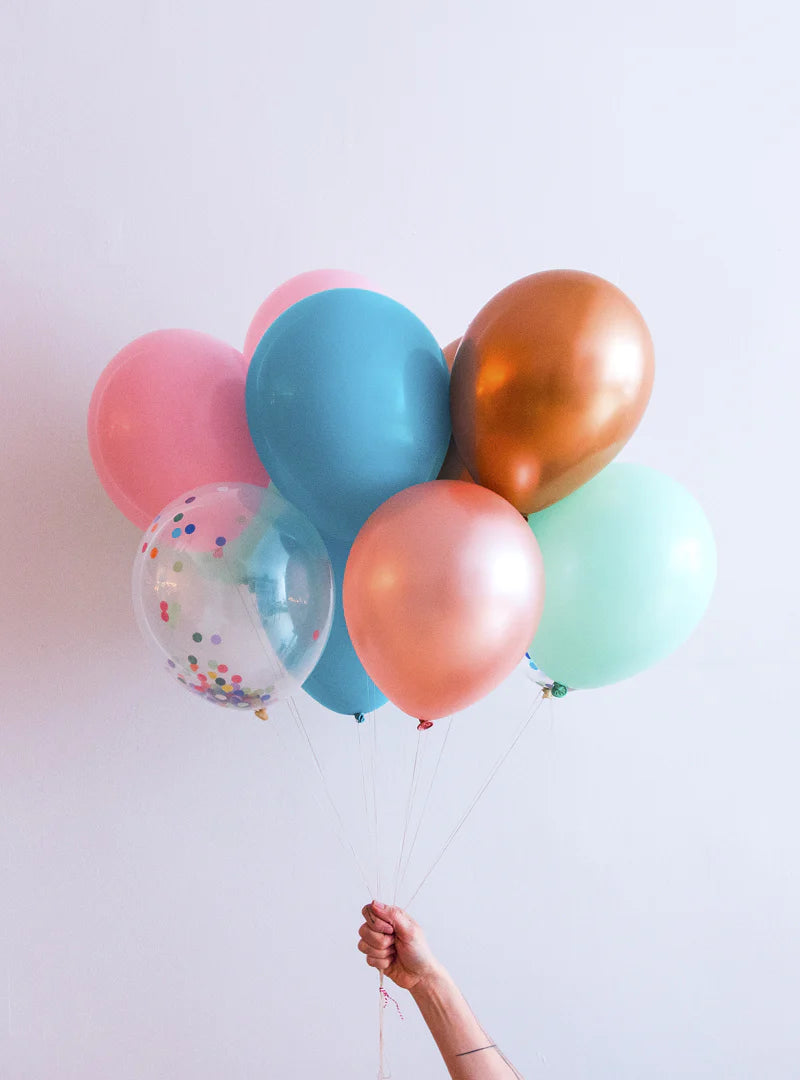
355,712,365,724
551,682,568,698
417,719,433,731
255,707,269,721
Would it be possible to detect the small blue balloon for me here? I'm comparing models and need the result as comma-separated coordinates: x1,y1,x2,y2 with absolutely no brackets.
302,538,388,716
246,289,451,540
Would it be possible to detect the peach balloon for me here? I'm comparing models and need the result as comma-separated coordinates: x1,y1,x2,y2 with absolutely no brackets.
343,481,545,722
243,269,379,361
436,338,473,483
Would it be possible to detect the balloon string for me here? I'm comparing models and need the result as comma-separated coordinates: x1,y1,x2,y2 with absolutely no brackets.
357,716,378,899
378,972,390,1079
397,716,453,901
380,980,405,1020
370,686,382,901
393,728,424,904
404,690,545,910
261,707,370,896
286,696,373,896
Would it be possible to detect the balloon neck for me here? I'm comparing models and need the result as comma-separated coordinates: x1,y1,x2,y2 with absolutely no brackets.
543,682,568,699
355,712,365,724
417,719,434,731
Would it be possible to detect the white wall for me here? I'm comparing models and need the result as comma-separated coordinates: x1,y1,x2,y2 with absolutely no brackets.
2,1,798,1077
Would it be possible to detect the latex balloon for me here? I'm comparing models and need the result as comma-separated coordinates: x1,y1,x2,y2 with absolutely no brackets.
133,483,333,710
89,330,269,530
243,269,378,361
343,481,545,722
436,338,473,483
528,463,716,689
302,538,388,716
450,270,654,514
246,289,451,541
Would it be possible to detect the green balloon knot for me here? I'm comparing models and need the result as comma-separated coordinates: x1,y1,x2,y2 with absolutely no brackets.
551,682,568,698
355,712,365,724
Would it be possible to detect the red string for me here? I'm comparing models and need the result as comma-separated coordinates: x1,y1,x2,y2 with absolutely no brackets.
379,985,404,1020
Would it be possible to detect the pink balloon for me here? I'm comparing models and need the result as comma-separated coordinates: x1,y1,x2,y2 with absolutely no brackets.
343,481,545,722
243,269,378,360
88,330,269,530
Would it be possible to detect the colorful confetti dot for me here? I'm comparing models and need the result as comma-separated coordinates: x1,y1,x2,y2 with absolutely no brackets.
173,513,184,522
185,496,196,504
215,536,226,546
167,660,176,668
173,561,183,572
192,632,202,642
218,664,228,674
215,677,226,686
188,654,197,665
141,542,148,553
149,547,159,559
231,675,242,684
213,548,223,558
150,524,157,533
185,523,196,534
210,634,221,645
171,528,182,538
223,683,233,692
160,601,169,611
190,663,198,672
312,630,320,641
161,613,169,623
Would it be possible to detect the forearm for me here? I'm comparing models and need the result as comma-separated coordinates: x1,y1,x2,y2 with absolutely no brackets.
411,967,521,1079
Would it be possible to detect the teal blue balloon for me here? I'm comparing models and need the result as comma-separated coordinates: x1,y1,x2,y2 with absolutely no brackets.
246,289,451,541
528,463,716,689
302,539,388,716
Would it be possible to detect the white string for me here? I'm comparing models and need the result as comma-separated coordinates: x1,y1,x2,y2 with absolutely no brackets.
392,728,424,904
404,691,545,910
286,696,373,896
396,716,453,901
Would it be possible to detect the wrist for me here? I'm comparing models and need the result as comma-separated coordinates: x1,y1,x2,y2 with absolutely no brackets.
410,961,452,1001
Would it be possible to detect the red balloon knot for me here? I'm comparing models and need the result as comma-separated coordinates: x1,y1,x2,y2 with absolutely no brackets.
417,719,433,731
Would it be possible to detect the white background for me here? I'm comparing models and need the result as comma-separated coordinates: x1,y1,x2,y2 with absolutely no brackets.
2,1,799,1077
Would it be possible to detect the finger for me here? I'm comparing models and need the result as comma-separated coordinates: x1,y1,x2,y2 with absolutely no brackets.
366,955,392,971
362,904,394,935
358,939,394,959
371,901,416,941
359,925,394,949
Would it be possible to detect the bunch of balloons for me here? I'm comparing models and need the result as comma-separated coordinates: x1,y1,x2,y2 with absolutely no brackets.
88,268,716,723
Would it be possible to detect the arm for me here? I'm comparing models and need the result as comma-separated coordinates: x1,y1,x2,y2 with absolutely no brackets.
358,901,522,1079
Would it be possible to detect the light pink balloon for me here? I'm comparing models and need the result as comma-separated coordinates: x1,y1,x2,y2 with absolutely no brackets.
88,329,269,530
343,481,545,722
243,269,378,360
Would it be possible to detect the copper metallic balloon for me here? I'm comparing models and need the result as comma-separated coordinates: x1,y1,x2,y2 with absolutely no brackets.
450,271,655,514
436,338,474,483
343,480,544,722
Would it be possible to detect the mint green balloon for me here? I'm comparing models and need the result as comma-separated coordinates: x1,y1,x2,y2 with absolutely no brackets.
528,463,716,689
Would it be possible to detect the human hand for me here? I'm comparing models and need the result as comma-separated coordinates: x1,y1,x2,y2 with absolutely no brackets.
358,901,444,992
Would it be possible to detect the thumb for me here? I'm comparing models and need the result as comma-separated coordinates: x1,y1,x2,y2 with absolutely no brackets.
371,901,416,941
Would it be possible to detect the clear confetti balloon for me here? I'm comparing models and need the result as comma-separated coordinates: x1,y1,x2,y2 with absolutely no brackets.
132,483,334,711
